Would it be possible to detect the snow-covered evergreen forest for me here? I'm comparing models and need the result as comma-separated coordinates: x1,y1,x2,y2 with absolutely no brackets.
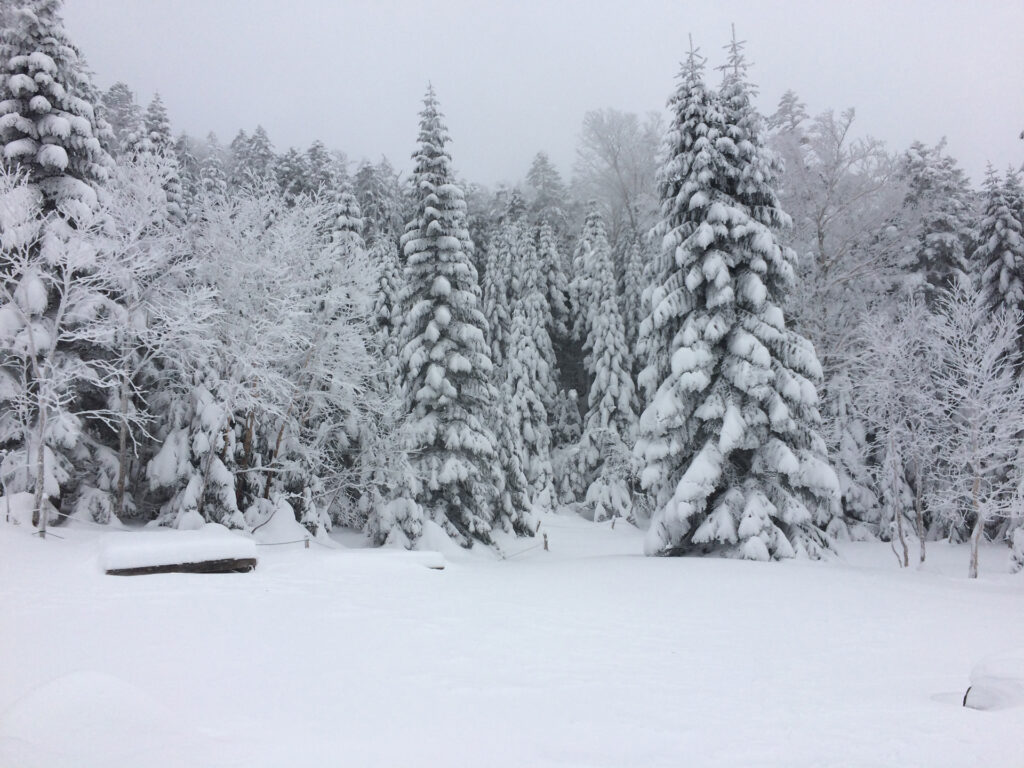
3,1,1024,578
5,2,1024,765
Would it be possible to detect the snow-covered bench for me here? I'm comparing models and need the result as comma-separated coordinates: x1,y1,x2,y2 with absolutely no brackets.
102,523,257,576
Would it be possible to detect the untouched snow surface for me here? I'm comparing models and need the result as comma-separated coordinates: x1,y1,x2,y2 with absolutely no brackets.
1,513,1023,767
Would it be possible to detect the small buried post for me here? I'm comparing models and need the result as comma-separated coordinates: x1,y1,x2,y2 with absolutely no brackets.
543,532,548,552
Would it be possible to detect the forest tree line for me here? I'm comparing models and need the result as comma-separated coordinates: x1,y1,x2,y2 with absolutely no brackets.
2,1,1023,576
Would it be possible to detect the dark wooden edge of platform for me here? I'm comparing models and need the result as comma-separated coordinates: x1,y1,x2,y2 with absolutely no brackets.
106,557,258,576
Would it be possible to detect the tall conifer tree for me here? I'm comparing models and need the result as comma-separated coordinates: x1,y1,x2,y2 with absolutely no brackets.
635,40,838,560
390,86,501,546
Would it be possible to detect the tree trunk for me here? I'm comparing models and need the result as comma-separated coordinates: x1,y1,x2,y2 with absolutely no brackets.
891,434,908,568
33,406,47,538
968,473,983,579
237,411,255,510
914,459,926,565
115,374,130,521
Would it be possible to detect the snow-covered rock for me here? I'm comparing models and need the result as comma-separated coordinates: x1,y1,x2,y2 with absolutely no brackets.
964,648,1024,710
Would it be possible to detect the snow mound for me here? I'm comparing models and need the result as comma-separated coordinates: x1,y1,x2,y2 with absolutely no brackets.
964,648,1024,710
100,523,257,572
249,498,311,544
1,492,53,527
0,671,202,768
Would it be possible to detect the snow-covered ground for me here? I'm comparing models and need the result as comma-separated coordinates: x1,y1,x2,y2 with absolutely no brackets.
1,512,1022,768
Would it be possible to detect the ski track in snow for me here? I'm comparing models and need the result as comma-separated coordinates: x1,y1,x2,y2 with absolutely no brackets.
1,514,1022,768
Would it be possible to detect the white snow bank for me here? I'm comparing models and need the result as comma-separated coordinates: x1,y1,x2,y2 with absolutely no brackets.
100,523,256,572
0,670,211,768
249,498,312,544
964,648,1024,710
0,492,52,527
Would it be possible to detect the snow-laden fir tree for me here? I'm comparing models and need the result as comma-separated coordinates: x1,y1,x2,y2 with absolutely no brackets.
977,166,1024,331
100,81,141,156
354,158,406,242
0,0,120,527
619,236,646,353
492,390,535,536
371,235,403,375
383,85,502,547
0,0,113,213
635,41,839,560
174,132,201,214
515,229,559,413
900,140,975,301
563,205,615,403
307,139,345,195
228,125,275,188
197,132,227,207
123,94,185,225
577,230,636,523
480,221,515,367
526,151,569,230
550,388,583,504
276,147,309,204
504,292,556,512
569,204,614,343
142,93,172,153
535,222,572,341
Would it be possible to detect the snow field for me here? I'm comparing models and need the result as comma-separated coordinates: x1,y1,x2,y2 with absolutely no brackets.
1,514,1023,768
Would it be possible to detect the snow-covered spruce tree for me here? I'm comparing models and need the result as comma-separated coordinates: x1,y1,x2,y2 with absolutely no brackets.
306,140,345,196
563,204,615,402
480,220,515,367
619,236,646,353
977,166,1024,332
900,140,975,302
371,234,403,374
635,43,839,560
551,388,583,504
570,204,614,343
354,158,406,242
535,221,572,341
327,189,365,250
0,0,121,528
276,147,309,204
197,132,227,207
100,81,141,157
504,296,556,512
516,229,559,412
577,234,636,523
0,0,112,213
526,151,569,230
379,86,503,547
228,125,275,189
484,390,534,538
173,132,200,215
123,94,185,225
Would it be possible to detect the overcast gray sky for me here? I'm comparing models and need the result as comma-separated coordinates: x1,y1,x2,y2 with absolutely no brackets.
64,0,1023,187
